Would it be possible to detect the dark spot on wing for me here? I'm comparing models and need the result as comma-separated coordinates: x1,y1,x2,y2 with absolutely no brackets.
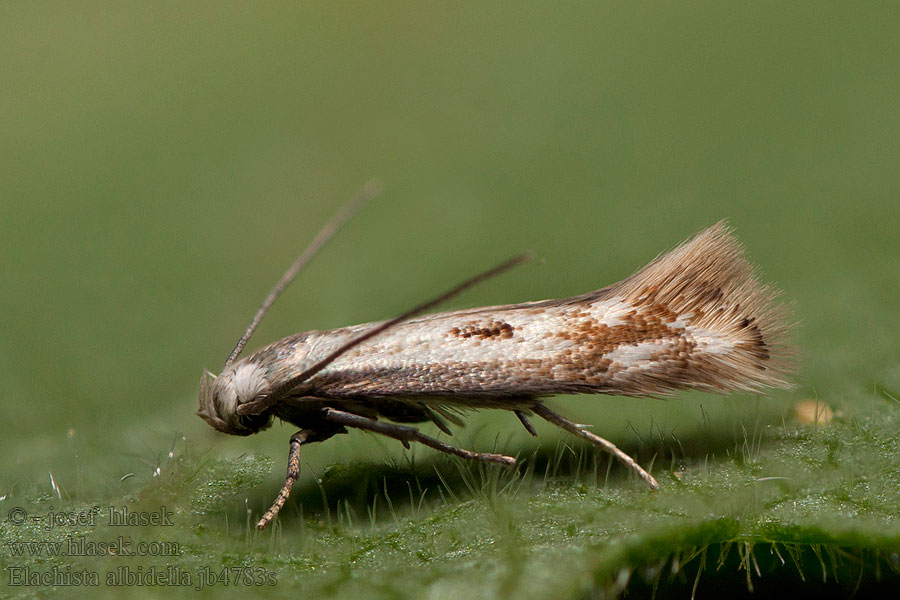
449,321,514,340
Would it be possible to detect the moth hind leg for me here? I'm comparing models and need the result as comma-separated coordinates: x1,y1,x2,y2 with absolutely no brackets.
321,408,515,467
531,403,659,490
514,409,538,436
374,400,456,436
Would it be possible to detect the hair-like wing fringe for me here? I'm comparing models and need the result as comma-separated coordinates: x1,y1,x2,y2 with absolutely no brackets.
597,220,793,394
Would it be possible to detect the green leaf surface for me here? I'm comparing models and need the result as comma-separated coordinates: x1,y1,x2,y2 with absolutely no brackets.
2,2,899,598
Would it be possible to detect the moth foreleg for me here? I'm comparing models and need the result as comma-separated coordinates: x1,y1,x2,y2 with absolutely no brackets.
256,428,342,530
531,404,660,490
321,408,516,467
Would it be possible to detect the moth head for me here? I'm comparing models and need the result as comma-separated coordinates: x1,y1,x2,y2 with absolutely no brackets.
197,361,273,436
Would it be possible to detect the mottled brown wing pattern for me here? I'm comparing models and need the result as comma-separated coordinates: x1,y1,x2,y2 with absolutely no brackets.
250,221,788,404
198,218,793,530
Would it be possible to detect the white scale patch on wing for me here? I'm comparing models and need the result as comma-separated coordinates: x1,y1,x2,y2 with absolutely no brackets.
329,297,632,369
234,221,792,404
690,328,735,355
594,299,639,327
605,339,675,371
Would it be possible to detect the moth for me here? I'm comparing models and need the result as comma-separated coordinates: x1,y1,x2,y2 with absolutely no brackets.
198,182,791,530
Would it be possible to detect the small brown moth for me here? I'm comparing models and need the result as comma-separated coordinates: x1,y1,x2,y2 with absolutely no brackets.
198,182,791,530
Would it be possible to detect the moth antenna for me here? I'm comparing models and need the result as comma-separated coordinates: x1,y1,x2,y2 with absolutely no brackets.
271,253,533,399
224,180,383,368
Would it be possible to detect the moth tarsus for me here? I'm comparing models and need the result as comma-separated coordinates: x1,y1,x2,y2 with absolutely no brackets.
256,428,341,531
514,409,538,437
198,184,792,530
531,404,660,490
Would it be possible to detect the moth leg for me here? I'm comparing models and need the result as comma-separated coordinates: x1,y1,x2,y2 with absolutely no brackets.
257,428,341,530
236,396,274,417
321,408,516,467
421,405,454,436
431,405,465,427
531,404,659,490
514,410,538,437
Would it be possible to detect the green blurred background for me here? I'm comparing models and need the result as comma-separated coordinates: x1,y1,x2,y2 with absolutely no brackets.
1,2,898,598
